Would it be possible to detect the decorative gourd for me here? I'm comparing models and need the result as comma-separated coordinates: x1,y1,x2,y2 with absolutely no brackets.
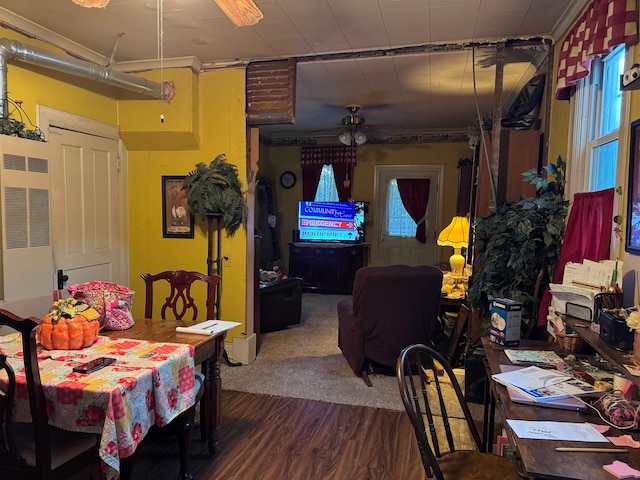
37,298,100,350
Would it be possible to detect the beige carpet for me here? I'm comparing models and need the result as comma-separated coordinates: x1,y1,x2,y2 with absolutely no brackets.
222,293,465,412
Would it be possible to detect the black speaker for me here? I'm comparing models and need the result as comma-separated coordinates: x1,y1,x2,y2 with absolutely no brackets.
292,229,300,242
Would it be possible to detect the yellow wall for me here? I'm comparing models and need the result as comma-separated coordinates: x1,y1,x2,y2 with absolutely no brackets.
0,27,249,337
127,69,248,335
0,29,118,128
620,41,640,298
547,45,571,168
261,142,472,270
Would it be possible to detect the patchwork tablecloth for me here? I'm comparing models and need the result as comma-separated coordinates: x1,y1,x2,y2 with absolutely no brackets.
0,334,197,478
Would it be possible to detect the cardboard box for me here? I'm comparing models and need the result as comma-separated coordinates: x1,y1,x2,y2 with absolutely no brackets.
489,298,522,346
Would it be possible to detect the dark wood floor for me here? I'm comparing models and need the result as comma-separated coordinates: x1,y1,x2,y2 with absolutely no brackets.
130,390,425,480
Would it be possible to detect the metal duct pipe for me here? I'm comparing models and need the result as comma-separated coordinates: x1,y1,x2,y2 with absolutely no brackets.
0,38,164,119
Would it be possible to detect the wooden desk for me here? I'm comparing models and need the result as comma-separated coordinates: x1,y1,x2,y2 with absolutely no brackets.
108,319,224,456
482,337,640,479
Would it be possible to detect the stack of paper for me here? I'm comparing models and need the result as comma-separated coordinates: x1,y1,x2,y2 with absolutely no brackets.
175,320,241,336
492,365,603,402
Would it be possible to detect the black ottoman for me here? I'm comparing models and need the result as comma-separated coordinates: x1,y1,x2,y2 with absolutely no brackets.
259,277,303,333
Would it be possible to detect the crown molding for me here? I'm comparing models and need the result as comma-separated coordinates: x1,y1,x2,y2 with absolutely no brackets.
550,0,589,42
260,132,469,147
116,57,203,74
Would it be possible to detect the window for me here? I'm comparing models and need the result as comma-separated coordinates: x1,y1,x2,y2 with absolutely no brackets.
313,164,339,202
385,179,416,237
570,45,625,194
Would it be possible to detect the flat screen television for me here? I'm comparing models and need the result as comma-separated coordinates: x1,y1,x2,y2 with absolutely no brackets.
298,201,366,243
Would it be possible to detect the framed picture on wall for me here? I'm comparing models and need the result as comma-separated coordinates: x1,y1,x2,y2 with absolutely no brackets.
626,119,640,254
162,176,194,239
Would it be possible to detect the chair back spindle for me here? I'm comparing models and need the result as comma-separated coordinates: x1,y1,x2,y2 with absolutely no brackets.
397,344,522,480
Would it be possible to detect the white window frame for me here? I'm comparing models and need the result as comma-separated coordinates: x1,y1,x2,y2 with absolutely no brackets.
567,45,628,197
566,44,633,259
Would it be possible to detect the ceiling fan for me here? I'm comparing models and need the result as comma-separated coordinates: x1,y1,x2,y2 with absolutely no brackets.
71,0,263,27
339,105,368,146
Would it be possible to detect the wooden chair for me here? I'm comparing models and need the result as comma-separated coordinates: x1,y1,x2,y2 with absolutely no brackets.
141,270,220,441
443,303,470,368
396,344,526,480
0,310,99,480
141,270,221,321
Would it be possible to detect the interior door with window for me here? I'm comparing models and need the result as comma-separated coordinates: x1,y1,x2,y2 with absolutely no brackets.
374,165,443,266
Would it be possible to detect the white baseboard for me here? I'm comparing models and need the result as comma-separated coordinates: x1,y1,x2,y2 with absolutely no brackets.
229,334,257,365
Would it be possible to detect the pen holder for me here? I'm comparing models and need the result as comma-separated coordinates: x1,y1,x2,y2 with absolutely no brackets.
555,332,584,354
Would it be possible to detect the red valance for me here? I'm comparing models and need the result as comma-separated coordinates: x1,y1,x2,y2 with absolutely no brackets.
300,146,356,166
556,0,638,100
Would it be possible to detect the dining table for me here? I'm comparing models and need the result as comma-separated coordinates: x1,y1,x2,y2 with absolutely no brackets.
0,331,198,480
107,318,226,457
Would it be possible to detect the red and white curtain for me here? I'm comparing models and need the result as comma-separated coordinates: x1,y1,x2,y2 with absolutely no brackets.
300,146,356,201
556,0,638,100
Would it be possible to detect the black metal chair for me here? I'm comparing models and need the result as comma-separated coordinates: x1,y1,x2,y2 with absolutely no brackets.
0,310,100,480
396,344,526,480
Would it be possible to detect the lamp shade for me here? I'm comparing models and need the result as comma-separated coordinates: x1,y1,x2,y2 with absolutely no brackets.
437,216,470,248
338,131,352,146
354,131,367,145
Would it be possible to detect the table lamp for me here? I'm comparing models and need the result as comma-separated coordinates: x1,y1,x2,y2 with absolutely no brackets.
437,216,470,277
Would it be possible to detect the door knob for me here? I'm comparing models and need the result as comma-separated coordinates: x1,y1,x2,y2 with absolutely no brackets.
57,269,69,290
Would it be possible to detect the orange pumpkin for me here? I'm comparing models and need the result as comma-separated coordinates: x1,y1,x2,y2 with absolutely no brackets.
37,298,100,350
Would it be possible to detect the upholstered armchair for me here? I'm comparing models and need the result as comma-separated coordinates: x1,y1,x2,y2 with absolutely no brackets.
337,265,443,385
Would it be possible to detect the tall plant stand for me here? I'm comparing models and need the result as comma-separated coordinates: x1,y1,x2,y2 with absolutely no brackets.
206,214,242,367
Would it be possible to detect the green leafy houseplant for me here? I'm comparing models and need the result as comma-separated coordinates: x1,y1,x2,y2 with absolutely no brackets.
468,157,569,338
0,118,44,141
182,154,248,237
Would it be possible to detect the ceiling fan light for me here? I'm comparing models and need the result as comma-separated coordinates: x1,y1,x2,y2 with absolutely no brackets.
72,0,110,7
214,0,264,26
354,131,367,145
339,131,352,146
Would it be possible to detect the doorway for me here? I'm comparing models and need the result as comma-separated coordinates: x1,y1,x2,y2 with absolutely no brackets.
373,165,444,266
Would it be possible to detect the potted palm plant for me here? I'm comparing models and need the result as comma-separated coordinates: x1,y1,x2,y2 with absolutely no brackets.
182,153,248,237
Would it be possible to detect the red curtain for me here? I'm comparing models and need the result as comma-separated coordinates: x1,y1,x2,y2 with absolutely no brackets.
397,178,431,243
301,163,323,201
331,162,355,201
537,188,615,326
300,146,356,201
556,0,638,100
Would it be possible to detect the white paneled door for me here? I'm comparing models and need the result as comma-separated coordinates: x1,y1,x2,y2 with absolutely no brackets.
374,165,443,266
49,126,126,289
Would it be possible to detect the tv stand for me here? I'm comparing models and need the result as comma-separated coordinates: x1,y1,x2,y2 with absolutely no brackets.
288,242,369,294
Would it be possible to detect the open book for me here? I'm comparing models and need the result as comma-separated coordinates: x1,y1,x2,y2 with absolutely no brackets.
175,320,241,336
492,365,603,402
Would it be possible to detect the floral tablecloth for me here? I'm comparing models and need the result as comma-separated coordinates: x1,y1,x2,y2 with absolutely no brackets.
0,334,197,478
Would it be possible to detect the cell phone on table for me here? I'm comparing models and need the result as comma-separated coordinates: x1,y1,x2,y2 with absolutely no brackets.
72,357,116,374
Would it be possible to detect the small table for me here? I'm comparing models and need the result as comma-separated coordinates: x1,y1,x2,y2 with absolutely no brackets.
482,337,640,479
108,318,225,456
0,333,197,479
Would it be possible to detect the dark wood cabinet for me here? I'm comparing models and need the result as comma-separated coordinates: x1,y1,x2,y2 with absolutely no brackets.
288,242,369,294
